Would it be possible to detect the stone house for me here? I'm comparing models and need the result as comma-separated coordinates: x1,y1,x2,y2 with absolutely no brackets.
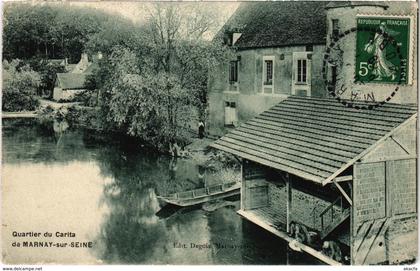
210,1,418,265
53,73,88,101
53,53,98,101
208,1,330,136
207,1,417,136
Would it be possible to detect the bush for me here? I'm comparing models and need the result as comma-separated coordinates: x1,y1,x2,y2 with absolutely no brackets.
73,91,97,106
37,105,56,130
203,150,240,172
38,104,103,131
2,90,39,112
2,59,41,111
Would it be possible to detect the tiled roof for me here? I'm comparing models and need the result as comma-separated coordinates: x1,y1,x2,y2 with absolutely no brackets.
56,73,87,90
211,96,417,184
222,1,329,49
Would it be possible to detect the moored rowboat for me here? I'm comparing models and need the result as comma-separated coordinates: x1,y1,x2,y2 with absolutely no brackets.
157,182,240,207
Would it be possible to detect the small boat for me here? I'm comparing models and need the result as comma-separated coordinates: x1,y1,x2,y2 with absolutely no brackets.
157,182,241,207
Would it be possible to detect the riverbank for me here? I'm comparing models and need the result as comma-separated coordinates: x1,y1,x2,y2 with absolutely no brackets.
2,111,37,118
2,98,81,119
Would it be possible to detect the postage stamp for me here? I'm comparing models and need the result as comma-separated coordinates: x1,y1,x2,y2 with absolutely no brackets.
355,16,411,85
322,14,415,109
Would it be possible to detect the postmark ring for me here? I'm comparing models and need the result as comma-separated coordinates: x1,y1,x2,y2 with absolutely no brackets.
322,26,405,110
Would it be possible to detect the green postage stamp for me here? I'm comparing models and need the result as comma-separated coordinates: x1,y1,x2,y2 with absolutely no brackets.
355,16,411,85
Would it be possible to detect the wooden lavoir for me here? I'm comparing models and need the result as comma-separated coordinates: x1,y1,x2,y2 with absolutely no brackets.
212,97,418,265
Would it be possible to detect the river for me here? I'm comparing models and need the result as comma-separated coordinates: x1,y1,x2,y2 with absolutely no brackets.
1,119,320,265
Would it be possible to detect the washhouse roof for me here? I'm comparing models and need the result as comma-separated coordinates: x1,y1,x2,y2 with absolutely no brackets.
211,96,417,185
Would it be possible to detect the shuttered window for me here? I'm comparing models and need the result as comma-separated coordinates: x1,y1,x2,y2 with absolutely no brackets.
229,61,238,83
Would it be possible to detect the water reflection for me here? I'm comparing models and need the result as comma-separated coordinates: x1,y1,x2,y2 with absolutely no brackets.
2,119,320,265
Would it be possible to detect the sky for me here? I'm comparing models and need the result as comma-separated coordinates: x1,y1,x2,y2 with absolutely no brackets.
68,1,239,25
4,0,239,28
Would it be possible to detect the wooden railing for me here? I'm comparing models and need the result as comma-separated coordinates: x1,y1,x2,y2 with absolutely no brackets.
319,196,344,231
166,182,238,200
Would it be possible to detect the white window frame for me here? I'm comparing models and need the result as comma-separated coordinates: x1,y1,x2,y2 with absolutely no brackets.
292,52,312,96
262,56,275,93
296,58,308,85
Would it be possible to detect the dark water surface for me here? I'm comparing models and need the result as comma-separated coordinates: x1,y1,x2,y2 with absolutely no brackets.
2,119,320,265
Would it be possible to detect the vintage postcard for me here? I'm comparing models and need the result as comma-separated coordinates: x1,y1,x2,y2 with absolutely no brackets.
1,0,418,268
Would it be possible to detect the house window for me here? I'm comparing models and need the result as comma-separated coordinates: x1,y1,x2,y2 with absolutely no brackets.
305,45,313,52
332,19,339,38
264,60,273,85
297,59,307,84
229,61,238,83
261,56,275,93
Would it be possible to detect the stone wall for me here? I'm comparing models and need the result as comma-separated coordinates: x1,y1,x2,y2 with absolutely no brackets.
353,158,417,264
353,162,386,229
245,177,341,231
388,159,417,215
207,44,326,136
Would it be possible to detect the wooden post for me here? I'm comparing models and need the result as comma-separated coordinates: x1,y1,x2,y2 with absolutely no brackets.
286,173,291,233
385,161,392,217
241,161,245,210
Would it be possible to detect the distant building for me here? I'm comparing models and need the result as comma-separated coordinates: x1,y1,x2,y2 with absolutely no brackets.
53,53,98,101
53,73,88,101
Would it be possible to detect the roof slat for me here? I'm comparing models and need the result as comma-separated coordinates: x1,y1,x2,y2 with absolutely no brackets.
249,118,380,146
272,102,411,124
240,122,369,151
259,111,391,136
285,96,417,115
230,129,355,161
215,139,331,178
269,106,401,129
211,96,417,185
225,133,345,167
212,143,324,183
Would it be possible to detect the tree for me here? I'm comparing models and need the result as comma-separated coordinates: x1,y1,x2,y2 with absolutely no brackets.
143,3,233,119
3,3,108,61
2,60,41,111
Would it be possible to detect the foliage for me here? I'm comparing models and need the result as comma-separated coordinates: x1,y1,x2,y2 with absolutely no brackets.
25,58,66,97
64,106,103,130
37,105,55,127
203,150,240,172
73,91,98,107
105,48,194,151
37,104,103,131
4,2,234,151
2,60,41,111
89,4,233,151
3,4,111,62
143,3,234,120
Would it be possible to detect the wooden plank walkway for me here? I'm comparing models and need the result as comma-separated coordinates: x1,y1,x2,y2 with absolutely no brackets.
2,111,37,118
238,209,342,266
